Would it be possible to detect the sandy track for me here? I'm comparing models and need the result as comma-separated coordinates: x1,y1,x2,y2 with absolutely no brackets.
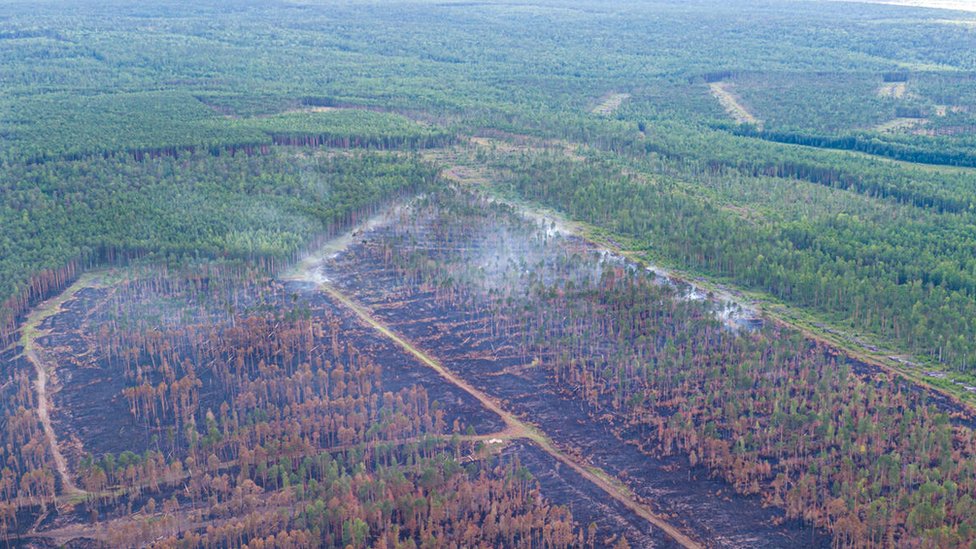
17,275,101,499
24,347,81,497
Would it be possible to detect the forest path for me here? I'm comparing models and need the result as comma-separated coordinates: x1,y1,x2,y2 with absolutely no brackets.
17,273,104,500
318,281,703,549
25,347,81,498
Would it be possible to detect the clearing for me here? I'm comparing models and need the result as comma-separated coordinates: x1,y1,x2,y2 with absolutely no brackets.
708,82,762,127
877,81,907,98
591,92,631,116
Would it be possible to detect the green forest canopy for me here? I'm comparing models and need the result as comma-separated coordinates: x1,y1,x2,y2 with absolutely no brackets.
3,0,976,375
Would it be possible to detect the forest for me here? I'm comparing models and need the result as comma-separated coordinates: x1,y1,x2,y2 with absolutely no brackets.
3,0,976,547
324,189,976,547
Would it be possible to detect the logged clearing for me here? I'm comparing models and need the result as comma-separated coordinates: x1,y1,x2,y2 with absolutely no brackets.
878,81,907,98
709,82,762,127
591,92,630,115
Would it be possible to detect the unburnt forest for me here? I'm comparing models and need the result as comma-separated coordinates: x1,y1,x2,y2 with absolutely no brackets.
4,0,976,547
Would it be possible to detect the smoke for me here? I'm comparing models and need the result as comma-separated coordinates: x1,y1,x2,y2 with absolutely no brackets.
293,188,761,332
285,199,413,285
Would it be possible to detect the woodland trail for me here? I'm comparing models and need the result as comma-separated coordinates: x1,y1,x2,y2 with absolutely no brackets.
25,347,81,497
17,274,102,500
